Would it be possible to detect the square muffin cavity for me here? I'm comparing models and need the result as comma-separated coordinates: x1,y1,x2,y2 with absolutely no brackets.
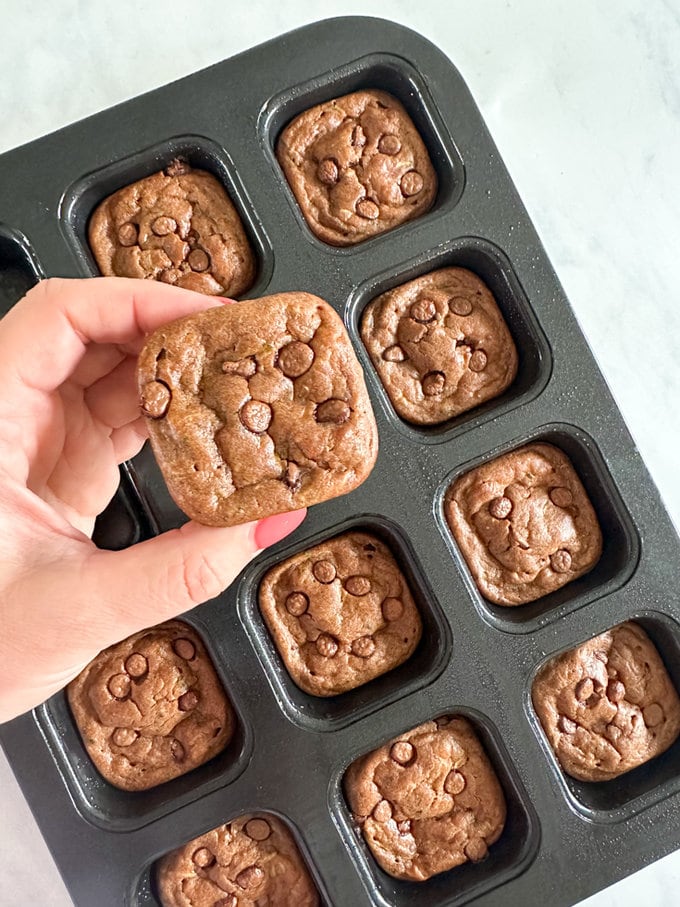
67,621,234,791
156,813,319,906
276,89,437,246
361,266,518,425
445,442,603,605
137,292,379,526
344,716,506,882
87,159,255,296
532,621,680,782
258,530,422,696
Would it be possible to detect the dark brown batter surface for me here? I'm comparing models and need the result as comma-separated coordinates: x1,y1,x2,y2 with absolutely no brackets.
361,267,518,425
533,622,680,782
157,813,319,907
259,531,422,696
445,442,603,606
137,292,379,526
67,621,234,791
344,716,506,881
276,89,437,246
88,160,255,297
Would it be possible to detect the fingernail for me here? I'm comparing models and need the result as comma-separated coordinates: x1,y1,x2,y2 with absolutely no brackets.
219,297,236,305
254,509,307,549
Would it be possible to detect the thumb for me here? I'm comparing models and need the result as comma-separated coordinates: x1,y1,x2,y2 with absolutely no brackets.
86,509,306,638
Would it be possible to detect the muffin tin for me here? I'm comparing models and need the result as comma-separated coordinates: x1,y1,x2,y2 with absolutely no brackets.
1,16,680,907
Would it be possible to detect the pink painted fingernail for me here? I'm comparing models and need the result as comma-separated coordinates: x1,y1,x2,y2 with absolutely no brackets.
219,296,237,305
254,509,307,549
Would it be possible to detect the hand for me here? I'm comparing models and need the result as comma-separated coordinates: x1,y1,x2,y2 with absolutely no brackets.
0,277,305,722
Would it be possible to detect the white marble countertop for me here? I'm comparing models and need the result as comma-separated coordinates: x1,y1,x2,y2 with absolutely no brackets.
1,1,679,905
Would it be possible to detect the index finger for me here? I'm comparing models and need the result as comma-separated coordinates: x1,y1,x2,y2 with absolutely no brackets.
0,276,230,393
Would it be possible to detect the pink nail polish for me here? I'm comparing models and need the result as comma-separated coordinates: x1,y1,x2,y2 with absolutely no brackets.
219,296,236,305
254,509,307,549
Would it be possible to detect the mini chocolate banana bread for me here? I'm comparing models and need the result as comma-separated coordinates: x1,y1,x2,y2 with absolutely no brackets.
277,89,437,245
67,621,234,791
156,813,319,907
137,292,379,526
361,267,518,425
344,716,506,882
88,159,255,297
445,442,603,605
532,622,680,782
259,531,422,696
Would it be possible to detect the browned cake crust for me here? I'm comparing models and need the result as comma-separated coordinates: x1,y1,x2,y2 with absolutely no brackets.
344,717,506,881
532,622,680,782
258,531,422,696
157,813,319,907
444,443,603,605
361,267,518,425
88,160,255,297
276,89,437,246
67,621,234,791
136,292,379,526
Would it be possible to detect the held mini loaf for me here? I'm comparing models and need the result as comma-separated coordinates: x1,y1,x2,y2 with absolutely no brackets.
137,292,379,526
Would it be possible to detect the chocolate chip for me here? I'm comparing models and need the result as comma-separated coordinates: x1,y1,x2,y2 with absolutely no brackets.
410,298,437,324
575,678,594,702
558,716,576,734
372,799,392,822
312,559,336,583
245,818,272,841
285,591,309,616
240,400,272,433
449,296,473,316
141,380,171,419
550,549,572,573
173,638,196,660
316,634,338,657
235,865,264,890
444,769,466,795
356,198,380,220
188,249,210,272
284,462,303,492
549,486,573,508
170,739,185,762
382,344,406,362
117,223,138,246
382,597,404,621
390,741,415,766
344,575,371,596
643,703,664,727
351,636,376,658
464,839,488,863
222,357,257,378
151,216,177,236
351,125,366,147
316,399,351,424
277,340,314,378
317,158,339,184
192,847,215,868
400,170,424,197
124,653,148,678
111,727,138,747
107,673,131,700
422,371,445,396
489,496,512,519
607,680,626,703
159,268,179,284
469,349,488,372
178,691,199,711
378,134,401,155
